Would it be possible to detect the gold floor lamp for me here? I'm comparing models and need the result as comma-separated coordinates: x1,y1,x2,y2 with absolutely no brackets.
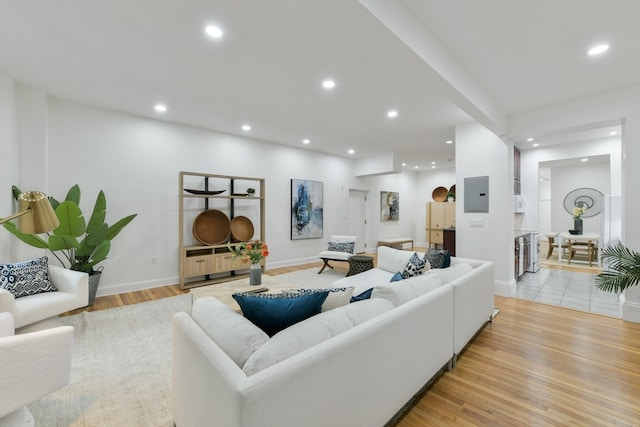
0,191,59,233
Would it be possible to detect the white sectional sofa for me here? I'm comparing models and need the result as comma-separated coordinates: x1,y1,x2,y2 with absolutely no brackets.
172,246,494,427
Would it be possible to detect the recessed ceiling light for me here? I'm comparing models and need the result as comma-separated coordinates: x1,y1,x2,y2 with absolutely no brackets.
431,161,436,165
205,25,223,39
348,149,355,154
242,124,251,131
322,80,335,89
401,163,407,167
445,140,453,144
302,138,310,144
431,165,436,169
154,104,167,113
588,43,609,56
532,143,539,147
527,137,534,142
581,158,589,162
609,131,617,136
414,166,418,169
387,110,398,118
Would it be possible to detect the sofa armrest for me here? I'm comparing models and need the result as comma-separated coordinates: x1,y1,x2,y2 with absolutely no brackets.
0,324,74,418
172,312,247,427
0,289,16,315
49,265,89,307
0,312,15,338
452,261,495,355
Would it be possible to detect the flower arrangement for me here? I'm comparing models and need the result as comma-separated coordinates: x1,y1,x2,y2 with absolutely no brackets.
573,205,586,219
228,240,269,264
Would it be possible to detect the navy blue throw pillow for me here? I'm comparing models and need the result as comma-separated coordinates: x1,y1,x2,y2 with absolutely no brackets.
390,272,403,282
350,287,373,303
233,291,329,336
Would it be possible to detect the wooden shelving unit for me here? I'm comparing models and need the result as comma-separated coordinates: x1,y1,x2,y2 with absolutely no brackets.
178,171,265,289
426,202,456,247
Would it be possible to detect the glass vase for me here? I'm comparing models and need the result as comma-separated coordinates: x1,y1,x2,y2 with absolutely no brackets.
249,262,262,286
574,218,583,234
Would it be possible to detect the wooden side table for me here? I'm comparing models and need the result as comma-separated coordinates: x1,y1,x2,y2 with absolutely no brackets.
347,255,374,276
377,238,413,250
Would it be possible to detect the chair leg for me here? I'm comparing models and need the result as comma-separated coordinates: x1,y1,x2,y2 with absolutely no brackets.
546,238,554,259
318,258,333,274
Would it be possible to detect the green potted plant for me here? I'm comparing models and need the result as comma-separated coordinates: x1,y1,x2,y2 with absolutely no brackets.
595,243,640,293
2,184,137,305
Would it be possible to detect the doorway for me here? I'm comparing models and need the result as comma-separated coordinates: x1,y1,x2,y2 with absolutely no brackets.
348,190,367,253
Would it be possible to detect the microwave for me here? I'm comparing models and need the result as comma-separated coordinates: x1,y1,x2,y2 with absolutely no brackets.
514,195,526,213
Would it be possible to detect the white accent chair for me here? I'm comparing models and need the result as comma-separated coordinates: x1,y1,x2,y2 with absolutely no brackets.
0,312,74,427
0,265,88,333
317,235,357,274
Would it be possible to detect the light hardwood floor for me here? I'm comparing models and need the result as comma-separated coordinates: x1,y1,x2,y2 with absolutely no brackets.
64,260,640,426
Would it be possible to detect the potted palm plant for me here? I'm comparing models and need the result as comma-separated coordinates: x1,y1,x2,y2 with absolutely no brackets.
595,243,640,293
2,184,137,305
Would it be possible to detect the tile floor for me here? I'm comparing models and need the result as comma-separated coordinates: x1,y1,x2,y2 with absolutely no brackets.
516,268,623,318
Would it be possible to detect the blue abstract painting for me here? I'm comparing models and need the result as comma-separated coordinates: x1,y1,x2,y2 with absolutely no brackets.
291,179,323,239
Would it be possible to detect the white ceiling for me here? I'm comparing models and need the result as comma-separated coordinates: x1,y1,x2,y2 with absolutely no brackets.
0,0,638,170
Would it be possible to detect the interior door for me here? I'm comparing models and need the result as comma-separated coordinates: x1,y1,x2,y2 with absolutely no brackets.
348,190,367,253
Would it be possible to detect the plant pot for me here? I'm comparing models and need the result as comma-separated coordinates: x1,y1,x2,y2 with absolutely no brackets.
249,263,262,286
574,218,583,235
87,270,103,306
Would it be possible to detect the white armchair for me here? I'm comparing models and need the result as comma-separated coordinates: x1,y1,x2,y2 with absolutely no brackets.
0,265,88,332
0,312,74,427
317,235,357,274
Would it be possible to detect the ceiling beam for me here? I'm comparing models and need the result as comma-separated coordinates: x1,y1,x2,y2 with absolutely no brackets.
359,0,507,136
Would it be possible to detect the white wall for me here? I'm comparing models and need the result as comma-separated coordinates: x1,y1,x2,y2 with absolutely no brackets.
455,122,513,296
549,162,609,235
0,71,16,262
1,88,373,296
358,171,418,250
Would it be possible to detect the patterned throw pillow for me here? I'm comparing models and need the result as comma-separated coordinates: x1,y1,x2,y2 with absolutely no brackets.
0,256,57,298
423,249,451,269
327,241,355,253
401,252,426,279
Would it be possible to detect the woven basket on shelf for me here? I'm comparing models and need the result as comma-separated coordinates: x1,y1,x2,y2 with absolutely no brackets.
230,216,255,242
432,186,448,202
192,209,231,245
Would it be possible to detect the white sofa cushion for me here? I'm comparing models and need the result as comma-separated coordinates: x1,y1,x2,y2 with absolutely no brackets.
376,246,417,273
242,298,395,376
192,296,269,368
425,263,474,283
371,276,443,306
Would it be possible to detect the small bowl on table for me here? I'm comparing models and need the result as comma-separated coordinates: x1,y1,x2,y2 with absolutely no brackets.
568,229,580,235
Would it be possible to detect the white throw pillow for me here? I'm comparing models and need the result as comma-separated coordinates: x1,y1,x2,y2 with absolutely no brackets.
371,276,443,306
192,296,269,368
242,298,395,376
376,246,416,273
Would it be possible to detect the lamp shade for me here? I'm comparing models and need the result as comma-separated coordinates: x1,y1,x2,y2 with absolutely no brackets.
17,191,59,234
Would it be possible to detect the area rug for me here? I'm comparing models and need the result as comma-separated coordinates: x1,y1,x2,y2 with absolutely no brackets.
30,294,191,427
29,267,344,426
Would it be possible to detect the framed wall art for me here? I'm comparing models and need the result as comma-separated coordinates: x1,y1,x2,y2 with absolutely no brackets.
291,179,323,239
381,191,399,221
